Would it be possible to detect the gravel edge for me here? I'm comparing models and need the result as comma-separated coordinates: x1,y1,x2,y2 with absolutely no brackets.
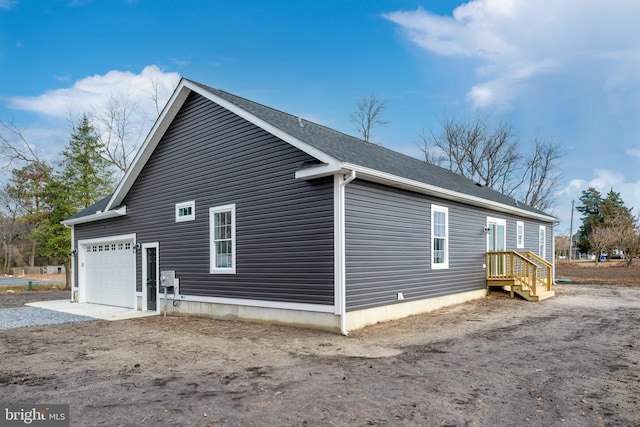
0,306,95,330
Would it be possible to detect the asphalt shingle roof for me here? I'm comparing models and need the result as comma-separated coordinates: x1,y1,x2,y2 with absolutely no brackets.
69,80,553,221
66,194,112,220
190,80,551,218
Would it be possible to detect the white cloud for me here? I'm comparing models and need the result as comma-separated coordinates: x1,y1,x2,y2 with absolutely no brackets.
8,65,180,119
0,0,14,9
384,1,640,109
4,66,181,172
628,148,640,160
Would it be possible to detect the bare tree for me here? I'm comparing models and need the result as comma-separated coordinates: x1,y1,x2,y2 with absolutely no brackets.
622,220,640,267
349,93,388,143
421,113,522,192
0,121,52,268
554,235,571,259
420,129,447,166
520,137,562,212
148,77,165,116
421,112,562,211
422,113,486,177
95,92,147,173
0,120,44,169
605,209,640,267
589,225,615,264
0,189,21,273
477,120,522,196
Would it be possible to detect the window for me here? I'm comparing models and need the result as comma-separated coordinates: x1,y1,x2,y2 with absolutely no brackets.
516,221,525,249
431,205,449,269
539,225,546,260
210,204,236,274
176,200,195,222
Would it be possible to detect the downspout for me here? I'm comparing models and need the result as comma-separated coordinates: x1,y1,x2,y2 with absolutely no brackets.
63,223,75,302
339,170,356,336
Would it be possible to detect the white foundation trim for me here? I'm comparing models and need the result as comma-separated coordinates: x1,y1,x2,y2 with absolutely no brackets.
346,289,487,331
169,289,488,334
177,294,335,313
167,299,340,332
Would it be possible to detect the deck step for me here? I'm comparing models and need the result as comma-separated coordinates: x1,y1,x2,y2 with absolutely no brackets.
487,281,555,302
515,287,555,302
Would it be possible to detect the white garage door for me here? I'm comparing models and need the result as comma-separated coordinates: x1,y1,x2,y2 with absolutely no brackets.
83,239,135,308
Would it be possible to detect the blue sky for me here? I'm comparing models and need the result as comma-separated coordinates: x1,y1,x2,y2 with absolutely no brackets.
1,0,639,233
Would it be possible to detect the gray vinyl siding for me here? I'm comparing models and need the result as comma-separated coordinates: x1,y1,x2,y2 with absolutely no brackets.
74,92,335,305
345,181,553,311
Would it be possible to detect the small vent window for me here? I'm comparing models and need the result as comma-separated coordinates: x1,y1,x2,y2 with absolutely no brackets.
176,200,196,222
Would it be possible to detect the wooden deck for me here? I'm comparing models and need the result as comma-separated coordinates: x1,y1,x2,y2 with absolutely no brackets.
486,251,555,301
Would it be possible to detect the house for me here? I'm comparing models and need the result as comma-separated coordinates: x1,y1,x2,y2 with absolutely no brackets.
62,78,556,334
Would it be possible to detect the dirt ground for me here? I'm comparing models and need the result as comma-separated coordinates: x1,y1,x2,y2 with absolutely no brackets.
1,266,639,426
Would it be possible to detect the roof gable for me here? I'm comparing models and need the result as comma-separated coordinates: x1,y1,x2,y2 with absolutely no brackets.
189,81,554,220
92,78,554,222
105,79,341,211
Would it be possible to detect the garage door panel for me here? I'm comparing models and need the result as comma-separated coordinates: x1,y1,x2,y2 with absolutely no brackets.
84,240,134,308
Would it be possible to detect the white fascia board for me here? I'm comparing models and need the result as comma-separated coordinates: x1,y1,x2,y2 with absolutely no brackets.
295,163,344,180
61,206,127,226
187,80,341,169
105,80,193,211
344,163,557,223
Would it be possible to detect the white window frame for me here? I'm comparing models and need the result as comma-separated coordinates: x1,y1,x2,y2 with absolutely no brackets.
431,205,449,270
539,225,546,260
175,200,195,222
516,221,525,249
210,204,236,274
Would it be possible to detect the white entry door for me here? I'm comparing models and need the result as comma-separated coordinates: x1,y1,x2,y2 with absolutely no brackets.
487,218,507,276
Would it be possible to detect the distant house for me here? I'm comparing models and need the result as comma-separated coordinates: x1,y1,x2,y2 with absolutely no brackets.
62,79,556,334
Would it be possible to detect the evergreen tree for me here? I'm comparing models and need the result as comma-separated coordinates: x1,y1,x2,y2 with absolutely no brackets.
600,189,630,224
576,187,635,257
5,162,53,266
576,187,603,253
59,114,114,210
6,162,53,221
32,114,116,288
31,178,74,289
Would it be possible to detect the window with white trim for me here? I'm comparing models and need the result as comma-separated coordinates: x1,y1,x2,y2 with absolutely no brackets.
431,205,449,269
176,200,195,222
210,204,236,274
516,221,525,249
539,225,546,260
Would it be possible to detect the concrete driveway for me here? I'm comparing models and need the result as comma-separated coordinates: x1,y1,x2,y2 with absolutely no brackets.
26,300,158,321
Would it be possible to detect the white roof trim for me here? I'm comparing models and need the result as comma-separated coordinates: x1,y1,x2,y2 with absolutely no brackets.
295,163,343,180
105,79,340,211
187,80,340,167
92,78,553,225
62,206,127,226
105,81,191,211
343,163,557,222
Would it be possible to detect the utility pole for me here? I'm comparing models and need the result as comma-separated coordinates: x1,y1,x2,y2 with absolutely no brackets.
569,200,574,263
